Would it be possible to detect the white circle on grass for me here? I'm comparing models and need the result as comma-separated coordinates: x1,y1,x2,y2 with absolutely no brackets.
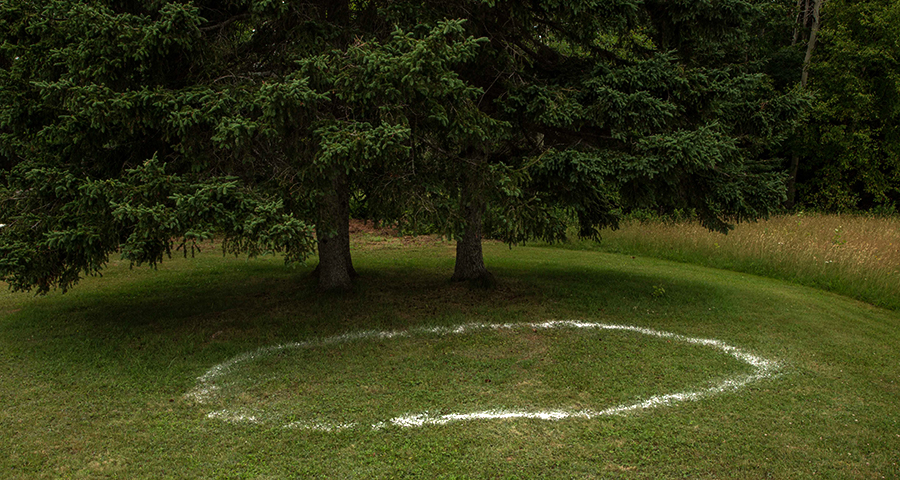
185,320,781,431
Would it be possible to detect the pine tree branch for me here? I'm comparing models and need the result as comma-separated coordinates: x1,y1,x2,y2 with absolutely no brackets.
200,14,251,33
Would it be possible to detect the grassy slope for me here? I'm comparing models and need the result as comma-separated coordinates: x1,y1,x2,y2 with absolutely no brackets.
1,242,899,479
555,214,900,311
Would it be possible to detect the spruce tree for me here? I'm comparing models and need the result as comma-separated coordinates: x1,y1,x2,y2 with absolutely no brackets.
382,0,805,282
1,0,804,293
0,1,486,292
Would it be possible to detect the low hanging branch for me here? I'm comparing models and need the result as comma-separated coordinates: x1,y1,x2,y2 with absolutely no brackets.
200,13,251,33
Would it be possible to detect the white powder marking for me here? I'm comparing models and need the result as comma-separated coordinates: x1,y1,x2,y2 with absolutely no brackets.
283,421,358,432
207,408,263,424
185,320,782,431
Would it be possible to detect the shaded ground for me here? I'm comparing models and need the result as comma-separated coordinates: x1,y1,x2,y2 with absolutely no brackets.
349,219,450,249
1,243,899,478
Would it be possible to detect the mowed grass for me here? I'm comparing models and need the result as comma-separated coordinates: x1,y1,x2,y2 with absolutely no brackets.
562,213,900,311
201,325,752,430
0,237,899,478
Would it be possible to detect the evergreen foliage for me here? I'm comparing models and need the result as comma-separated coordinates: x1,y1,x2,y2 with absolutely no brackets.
0,0,814,292
0,1,492,291
385,0,804,283
0,1,324,292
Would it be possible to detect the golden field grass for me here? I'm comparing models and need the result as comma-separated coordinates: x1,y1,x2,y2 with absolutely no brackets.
573,213,900,311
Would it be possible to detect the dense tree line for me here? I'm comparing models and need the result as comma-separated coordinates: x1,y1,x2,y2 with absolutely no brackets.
796,0,900,212
768,0,900,211
0,0,893,293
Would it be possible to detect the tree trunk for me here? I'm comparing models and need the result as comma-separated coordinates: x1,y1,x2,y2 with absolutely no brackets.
315,168,355,291
451,161,494,286
800,0,824,89
787,0,824,208
792,0,803,45
786,153,801,208
316,0,354,289
339,171,357,280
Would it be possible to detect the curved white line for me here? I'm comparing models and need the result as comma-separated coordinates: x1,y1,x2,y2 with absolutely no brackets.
185,321,781,431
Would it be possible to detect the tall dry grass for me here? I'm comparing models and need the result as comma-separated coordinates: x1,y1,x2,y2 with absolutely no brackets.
575,213,900,310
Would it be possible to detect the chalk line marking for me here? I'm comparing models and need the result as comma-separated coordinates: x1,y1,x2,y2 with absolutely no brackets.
184,320,781,431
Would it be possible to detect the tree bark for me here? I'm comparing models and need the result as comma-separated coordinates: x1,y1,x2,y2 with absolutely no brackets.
451,161,494,286
315,0,354,290
315,168,356,291
787,0,824,208
800,0,824,89
786,153,801,207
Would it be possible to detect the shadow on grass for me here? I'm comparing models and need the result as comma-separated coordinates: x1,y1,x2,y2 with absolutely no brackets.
2,252,739,376
490,262,732,313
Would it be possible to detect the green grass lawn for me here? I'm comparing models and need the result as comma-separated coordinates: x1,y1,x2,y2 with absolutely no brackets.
1,241,899,478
